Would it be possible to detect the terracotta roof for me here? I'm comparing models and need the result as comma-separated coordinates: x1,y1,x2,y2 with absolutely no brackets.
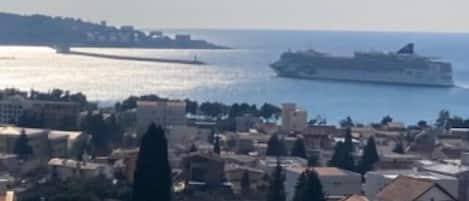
376,176,455,201
340,194,369,201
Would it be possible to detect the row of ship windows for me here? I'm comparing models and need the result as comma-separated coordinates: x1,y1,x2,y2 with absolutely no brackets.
404,71,451,80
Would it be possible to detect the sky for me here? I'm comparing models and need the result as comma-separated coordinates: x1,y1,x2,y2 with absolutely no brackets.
1,0,469,33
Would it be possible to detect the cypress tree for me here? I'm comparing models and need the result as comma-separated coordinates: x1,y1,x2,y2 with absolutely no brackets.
392,143,405,154
293,169,326,201
328,141,355,171
240,170,251,194
343,128,354,153
266,134,287,156
266,159,286,201
189,144,197,153
302,169,326,201
291,138,307,159
14,130,33,160
133,123,172,201
213,135,221,154
292,171,307,201
358,137,380,175
307,154,320,167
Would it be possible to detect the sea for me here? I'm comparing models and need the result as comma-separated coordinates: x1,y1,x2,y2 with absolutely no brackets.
0,29,468,125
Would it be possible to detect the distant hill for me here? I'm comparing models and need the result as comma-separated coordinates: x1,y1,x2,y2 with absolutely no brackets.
0,12,227,49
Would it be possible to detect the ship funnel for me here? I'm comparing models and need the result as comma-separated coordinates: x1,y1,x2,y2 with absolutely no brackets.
397,43,414,54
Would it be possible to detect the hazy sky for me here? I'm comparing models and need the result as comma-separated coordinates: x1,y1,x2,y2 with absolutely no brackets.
2,0,469,32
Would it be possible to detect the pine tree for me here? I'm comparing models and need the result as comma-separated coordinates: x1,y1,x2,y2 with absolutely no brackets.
213,135,221,154
358,137,380,175
291,138,307,159
266,159,286,201
240,170,251,194
133,123,172,201
266,135,287,156
13,130,33,159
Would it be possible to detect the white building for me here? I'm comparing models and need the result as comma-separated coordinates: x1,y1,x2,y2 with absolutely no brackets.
364,169,458,201
0,95,31,124
136,100,186,133
417,154,469,201
376,176,457,201
281,103,307,132
48,158,114,181
166,125,199,147
260,155,358,201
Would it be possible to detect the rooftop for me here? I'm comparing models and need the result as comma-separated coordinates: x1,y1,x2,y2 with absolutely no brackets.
368,169,457,181
48,158,108,170
376,176,450,201
0,126,45,136
314,167,360,176
340,194,369,201
137,100,185,107
421,162,469,175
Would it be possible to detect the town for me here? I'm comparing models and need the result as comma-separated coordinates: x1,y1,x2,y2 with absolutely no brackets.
0,88,466,201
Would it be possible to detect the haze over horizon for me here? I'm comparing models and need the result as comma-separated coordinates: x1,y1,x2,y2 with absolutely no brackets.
1,0,469,33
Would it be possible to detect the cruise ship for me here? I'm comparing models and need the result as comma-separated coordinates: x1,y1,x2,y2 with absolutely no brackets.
270,44,454,87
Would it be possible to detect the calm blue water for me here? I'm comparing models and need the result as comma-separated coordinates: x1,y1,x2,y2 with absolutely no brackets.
1,29,468,124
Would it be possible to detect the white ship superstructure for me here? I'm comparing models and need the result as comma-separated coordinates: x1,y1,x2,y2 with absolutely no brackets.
270,44,454,87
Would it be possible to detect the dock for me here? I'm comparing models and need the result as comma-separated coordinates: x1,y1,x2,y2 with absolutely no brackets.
54,45,205,65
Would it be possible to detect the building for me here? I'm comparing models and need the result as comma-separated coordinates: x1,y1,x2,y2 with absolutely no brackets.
340,195,369,201
234,133,257,154
48,158,114,181
0,126,49,159
283,166,361,201
377,153,421,169
281,103,307,132
235,114,261,132
29,100,81,130
166,125,198,147
313,167,362,197
375,176,457,201
110,148,139,183
0,126,84,159
364,169,458,201
0,95,31,124
0,154,18,173
136,100,186,133
48,130,84,158
181,152,225,187
302,126,337,150
418,155,469,201
224,164,266,193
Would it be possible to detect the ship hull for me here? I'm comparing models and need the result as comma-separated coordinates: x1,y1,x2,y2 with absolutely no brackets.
271,65,455,87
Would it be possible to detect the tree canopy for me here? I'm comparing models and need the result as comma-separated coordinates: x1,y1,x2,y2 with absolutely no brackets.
266,160,286,201
328,142,355,171
339,116,354,128
358,137,380,175
292,169,326,201
266,135,287,157
133,124,172,201
291,138,307,159
14,131,33,159
240,170,251,194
